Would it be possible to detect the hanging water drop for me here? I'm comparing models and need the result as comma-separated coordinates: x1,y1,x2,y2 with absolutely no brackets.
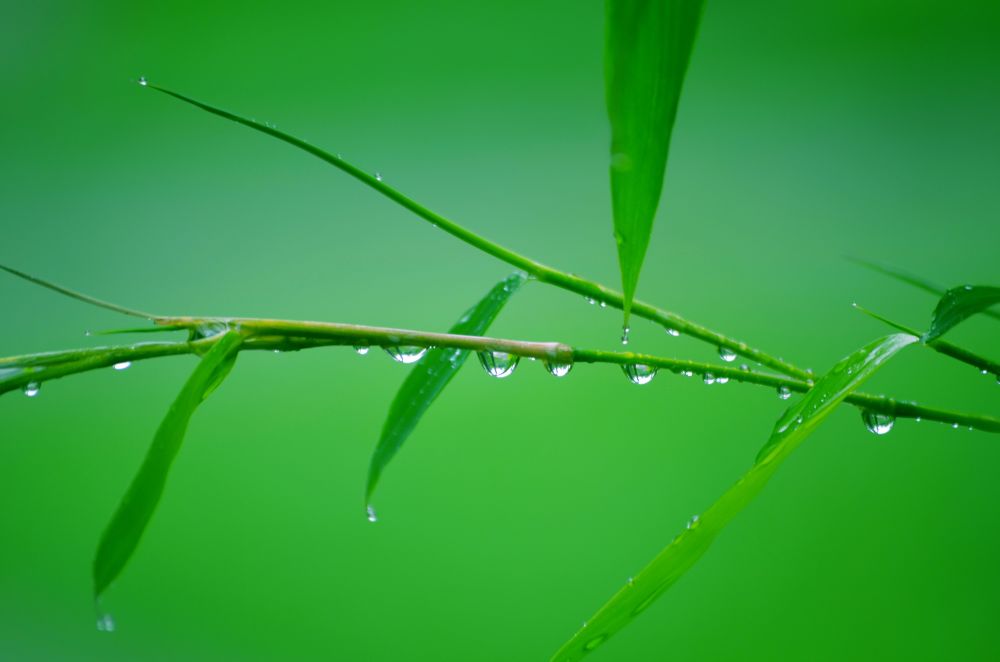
544,361,573,378
861,409,895,435
716,375,730,385
113,361,131,371
621,326,630,345
384,346,427,364
665,327,680,337
23,382,40,397
952,423,960,429
776,385,791,400
703,372,716,385
354,345,370,356
739,363,750,372
718,346,737,362
585,296,596,305
686,514,700,529
478,351,519,378
681,370,693,378
374,172,383,182
622,363,656,385
96,613,115,632
137,76,148,87
599,301,607,309
366,504,378,523
627,576,634,586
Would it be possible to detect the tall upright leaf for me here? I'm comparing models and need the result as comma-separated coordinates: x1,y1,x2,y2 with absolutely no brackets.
924,285,1000,342
366,273,527,504
606,0,705,325
93,330,243,598
551,333,917,661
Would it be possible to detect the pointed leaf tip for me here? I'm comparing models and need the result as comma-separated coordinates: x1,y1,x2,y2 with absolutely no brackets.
606,0,705,322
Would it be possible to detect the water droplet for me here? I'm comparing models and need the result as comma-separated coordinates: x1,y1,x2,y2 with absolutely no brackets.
23,382,40,397
354,345,370,356
739,363,750,372
137,76,148,87
599,301,607,309
366,505,378,523
384,346,427,364
681,370,693,378
665,327,680,337
96,613,115,632
686,514,700,529
964,284,973,290
622,363,656,385
861,410,895,435
621,326,630,345
582,621,588,629
718,346,737,362
113,362,131,371
585,296,596,305
776,385,791,400
374,172,383,182
716,375,730,385
478,351,519,378
952,423,960,430
544,361,573,378
703,372,716,385
981,369,989,375
627,576,634,586
915,417,921,423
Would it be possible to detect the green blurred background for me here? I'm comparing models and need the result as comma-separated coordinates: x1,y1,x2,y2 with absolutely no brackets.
2,0,998,659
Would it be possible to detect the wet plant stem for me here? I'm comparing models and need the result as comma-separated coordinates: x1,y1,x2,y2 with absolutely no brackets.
3,317,998,434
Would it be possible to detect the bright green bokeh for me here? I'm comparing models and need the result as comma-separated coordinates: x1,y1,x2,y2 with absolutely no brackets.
1,1,998,660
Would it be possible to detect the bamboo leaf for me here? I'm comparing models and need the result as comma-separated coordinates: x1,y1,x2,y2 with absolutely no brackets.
551,333,918,662
366,273,527,504
605,0,705,325
847,257,1000,324
92,330,243,598
924,285,1000,342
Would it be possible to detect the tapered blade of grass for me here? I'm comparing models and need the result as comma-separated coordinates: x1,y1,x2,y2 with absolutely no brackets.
924,285,1000,342
605,0,705,325
551,333,917,661
366,273,527,503
0,263,157,319
847,257,1000,324
92,330,243,599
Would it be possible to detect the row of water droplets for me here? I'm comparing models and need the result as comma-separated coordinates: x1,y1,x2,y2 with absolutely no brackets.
19,361,132,398
354,344,572,379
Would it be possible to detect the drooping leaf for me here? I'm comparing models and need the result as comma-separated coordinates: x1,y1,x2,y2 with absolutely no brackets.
92,330,243,598
551,333,918,662
366,273,527,503
924,285,1000,342
605,0,705,325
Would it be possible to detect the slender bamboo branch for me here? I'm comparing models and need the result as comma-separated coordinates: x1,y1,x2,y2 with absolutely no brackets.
3,318,997,434
145,83,811,380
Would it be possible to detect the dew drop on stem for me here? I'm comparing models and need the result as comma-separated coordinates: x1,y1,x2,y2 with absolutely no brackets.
718,346,737,362
621,326,630,345
543,361,572,378
354,345,370,356
366,505,378,523
665,327,680,337
622,363,656,385
861,409,895,435
776,385,791,400
374,172,383,182
384,346,427,364
23,382,40,397
137,76,148,87
716,375,729,384
703,372,716,385
478,351,519,378
113,361,131,371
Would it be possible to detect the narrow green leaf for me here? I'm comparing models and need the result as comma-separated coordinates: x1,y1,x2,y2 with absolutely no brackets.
847,257,1000,324
0,263,157,319
92,331,243,598
605,0,705,324
924,285,1000,342
551,333,917,662
366,273,527,503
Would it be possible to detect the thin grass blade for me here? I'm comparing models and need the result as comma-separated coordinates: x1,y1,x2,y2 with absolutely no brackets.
551,333,918,661
0,263,157,319
924,285,1000,342
366,273,527,503
605,0,705,325
92,330,243,598
848,257,1000,324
